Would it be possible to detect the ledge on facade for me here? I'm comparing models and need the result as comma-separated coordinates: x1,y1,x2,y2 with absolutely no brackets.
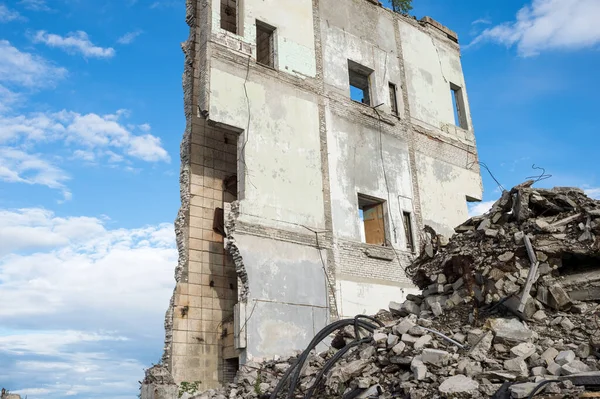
364,246,396,261
420,16,459,43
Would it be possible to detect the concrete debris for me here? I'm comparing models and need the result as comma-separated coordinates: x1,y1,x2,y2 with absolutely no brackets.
183,184,600,399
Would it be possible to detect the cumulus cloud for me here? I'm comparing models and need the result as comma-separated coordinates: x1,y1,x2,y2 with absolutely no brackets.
33,30,115,58
117,30,143,45
468,200,496,217
0,40,67,88
0,4,22,22
0,208,176,398
470,0,600,56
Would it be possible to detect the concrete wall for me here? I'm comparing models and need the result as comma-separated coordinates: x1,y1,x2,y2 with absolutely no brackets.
210,0,316,77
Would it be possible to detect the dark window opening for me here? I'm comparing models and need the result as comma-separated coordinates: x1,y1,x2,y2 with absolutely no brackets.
389,83,398,115
256,21,275,68
220,0,238,34
348,60,372,105
224,174,237,202
450,82,468,129
403,211,414,251
358,194,387,246
223,357,239,383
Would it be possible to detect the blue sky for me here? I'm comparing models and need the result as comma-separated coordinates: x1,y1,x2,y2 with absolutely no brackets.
0,0,599,397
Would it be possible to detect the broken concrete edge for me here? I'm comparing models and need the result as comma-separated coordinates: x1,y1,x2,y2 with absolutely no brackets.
160,0,196,370
225,201,249,302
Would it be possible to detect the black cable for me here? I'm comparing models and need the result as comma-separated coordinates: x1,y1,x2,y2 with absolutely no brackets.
525,164,552,183
467,161,506,193
525,379,559,399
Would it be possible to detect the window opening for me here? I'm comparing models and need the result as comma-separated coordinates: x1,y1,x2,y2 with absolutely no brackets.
220,0,238,34
348,60,372,105
358,194,387,246
389,83,398,115
450,82,468,129
256,21,275,68
403,211,414,251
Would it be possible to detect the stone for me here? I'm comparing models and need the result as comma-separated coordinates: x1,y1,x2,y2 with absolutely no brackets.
469,331,493,361
555,350,575,365
577,343,591,358
510,382,545,399
467,328,484,345
437,274,447,284
561,360,591,375
531,367,546,376
401,334,419,344
490,318,534,343
431,301,443,317
510,342,536,359
452,332,466,344
541,347,558,365
532,310,547,321
499,251,514,262
373,333,387,347
452,277,464,290
410,357,427,381
457,359,483,377
549,284,572,309
494,343,508,353
560,317,575,331
485,229,499,237
408,326,426,336
339,359,370,382
391,342,406,355
438,375,479,395
413,334,433,350
402,300,421,315
387,334,399,348
389,301,404,315
514,231,525,244
547,362,562,376
488,371,517,381
394,319,416,335
504,357,528,377
421,348,450,366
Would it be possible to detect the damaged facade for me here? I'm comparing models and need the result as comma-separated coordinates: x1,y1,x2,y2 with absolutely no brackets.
162,0,482,388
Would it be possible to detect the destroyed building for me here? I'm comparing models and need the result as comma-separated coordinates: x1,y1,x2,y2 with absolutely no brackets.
162,0,483,389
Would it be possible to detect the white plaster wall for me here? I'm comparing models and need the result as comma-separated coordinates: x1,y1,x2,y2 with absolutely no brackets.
320,0,405,117
415,152,482,238
326,110,414,249
209,60,325,230
336,278,420,318
399,20,473,135
211,0,316,77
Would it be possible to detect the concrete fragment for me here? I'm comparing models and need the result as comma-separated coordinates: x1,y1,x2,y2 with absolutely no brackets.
413,334,432,350
532,310,547,321
391,342,405,355
469,331,493,361
373,333,387,347
431,301,443,317
402,300,421,315
452,332,466,344
387,334,399,348
410,357,427,381
499,252,515,262
421,348,449,366
490,318,534,343
510,382,545,399
394,319,415,335
531,367,546,376
452,277,464,290
388,301,404,315
577,343,591,358
510,342,536,359
560,317,575,331
494,343,508,353
555,350,575,365
457,359,483,377
504,357,528,377
438,375,479,395
401,334,419,344
547,362,562,376
549,284,572,309
561,360,591,375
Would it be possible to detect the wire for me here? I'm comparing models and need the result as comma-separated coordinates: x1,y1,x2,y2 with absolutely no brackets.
467,161,506,193
525,379,559,399
525,164,552,183
240,55,256,190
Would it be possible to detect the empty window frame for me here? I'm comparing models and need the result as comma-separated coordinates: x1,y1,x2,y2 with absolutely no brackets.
403,211,414,251
256,21,275,68
220,0,238,34
358,194,387,246
450,82,468,129
389,83,398,115
348,60,373,105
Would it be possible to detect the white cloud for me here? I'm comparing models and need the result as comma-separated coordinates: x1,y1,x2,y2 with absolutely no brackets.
117,30,143,45
0,4,22,22
471,0,600,56
0,147,71,200
0,209,175,398
468,200,496,217
0,40,67,88
18,0,51,11
472,18,491,25
33,30,115,58
585,187,600,200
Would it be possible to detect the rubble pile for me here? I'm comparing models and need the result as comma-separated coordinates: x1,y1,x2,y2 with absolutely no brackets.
192,182,600,399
